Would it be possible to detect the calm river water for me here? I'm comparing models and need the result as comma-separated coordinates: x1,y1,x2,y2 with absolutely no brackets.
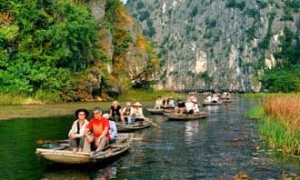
0,96,299,179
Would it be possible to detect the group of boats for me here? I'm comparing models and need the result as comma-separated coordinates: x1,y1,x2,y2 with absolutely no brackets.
35,98,231,166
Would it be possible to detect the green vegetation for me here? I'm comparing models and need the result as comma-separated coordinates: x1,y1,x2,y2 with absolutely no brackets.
226,0,246,11
0,0,159,103
143,19,156,37
0,0,101,100
243,92,300,99
261,65,300,92
261,26,300,92
118,89,186,102
205,18,217,28
244,106,264,119
137,10,150,21
274,27,300,66
246,97,300,155
189,7,198,18
184,24,195,36
197,71,213,84
258,12,276,50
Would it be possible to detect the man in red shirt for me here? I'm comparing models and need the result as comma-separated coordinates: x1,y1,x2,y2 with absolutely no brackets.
85,107,110,152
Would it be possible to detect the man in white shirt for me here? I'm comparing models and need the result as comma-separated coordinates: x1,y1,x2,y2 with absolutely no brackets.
103,113,118,143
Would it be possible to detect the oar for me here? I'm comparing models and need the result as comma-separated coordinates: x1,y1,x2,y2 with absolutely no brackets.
144,118,160,128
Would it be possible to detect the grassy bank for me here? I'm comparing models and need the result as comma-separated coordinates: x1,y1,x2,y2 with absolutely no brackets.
117,89,186,102
0,90,186,105
0,90,185,120
247,97,300,155
243,92,300,99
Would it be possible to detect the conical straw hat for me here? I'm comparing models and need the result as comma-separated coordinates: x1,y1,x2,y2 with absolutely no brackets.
133,101,143,107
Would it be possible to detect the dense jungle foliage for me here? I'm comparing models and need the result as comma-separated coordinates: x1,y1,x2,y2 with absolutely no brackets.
262,26,300,92
0,0,159,102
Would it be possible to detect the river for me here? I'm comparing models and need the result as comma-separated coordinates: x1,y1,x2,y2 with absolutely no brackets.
0,96,299,179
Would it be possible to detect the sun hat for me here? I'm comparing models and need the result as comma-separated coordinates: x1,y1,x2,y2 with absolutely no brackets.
133,101,143,107
75,109,89,118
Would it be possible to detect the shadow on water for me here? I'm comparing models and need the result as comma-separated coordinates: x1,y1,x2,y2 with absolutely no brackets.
0,96,299,179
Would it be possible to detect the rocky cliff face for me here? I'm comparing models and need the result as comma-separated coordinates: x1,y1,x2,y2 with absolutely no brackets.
74,0,160,100
127,0,299,91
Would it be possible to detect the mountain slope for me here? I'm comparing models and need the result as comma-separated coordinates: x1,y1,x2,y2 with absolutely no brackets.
127,0,300,91
0,0,159,101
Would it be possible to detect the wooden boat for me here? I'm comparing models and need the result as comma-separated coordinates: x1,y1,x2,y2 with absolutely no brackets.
117,120,151,132
146,108,173,114
222,99,233,103
35,133,132,164
164,112,208,120
201,101,223,106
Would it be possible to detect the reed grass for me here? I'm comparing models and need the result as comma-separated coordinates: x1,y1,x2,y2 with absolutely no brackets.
243,92,300,99
247,96,300,155
0,93,28,105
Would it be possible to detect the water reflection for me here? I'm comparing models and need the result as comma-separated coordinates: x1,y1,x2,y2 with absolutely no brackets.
185,120,199,144
0,97,299,179
43,165,117,179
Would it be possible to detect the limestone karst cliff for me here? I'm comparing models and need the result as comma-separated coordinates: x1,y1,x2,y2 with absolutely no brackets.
127,0,300,91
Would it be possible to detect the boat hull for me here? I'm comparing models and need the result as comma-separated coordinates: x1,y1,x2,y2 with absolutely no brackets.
164,113,208,120
117,121,151,132
36,134,132,164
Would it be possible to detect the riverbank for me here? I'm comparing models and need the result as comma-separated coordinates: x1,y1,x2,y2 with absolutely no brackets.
0,90,185,105
246,96,300,155
243,92,300,99
0,90,185,120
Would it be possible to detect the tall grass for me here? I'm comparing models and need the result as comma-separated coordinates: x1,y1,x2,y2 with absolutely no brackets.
248,96,300,155
263,97,300,132
0,93,27,105
243,92,300,99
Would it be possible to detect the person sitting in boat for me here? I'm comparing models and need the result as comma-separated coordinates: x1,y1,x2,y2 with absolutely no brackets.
154,96,163,109
130,101,145,122
103,113,118,144
168,96,175,109
221,92,227,99
176,100,186,114
185,100,200,114
68,109,89,152
110,100,122,122
84,107,110,152
188,92,198,104
204,94,212,103
121,102,133,124
212,93,220,103
226,91,232,100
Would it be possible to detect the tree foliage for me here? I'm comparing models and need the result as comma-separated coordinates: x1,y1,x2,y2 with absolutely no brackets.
261,65,300,92
0,0,104,99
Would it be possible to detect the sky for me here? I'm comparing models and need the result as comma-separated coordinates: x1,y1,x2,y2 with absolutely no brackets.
120,0,127,4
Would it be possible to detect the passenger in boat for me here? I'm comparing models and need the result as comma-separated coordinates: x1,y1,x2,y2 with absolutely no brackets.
221,92,227,99
121,102,133,124
68,109,89,152
130,101,145,122
168,96,175,109
188,92,198,104
110,100,122,122
187,100,200,114
154,96,163,109
212,93,220,103
204,94,212,103
176,100,186,114
84,107,110,152
103,113,118,144
226,91,232,100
